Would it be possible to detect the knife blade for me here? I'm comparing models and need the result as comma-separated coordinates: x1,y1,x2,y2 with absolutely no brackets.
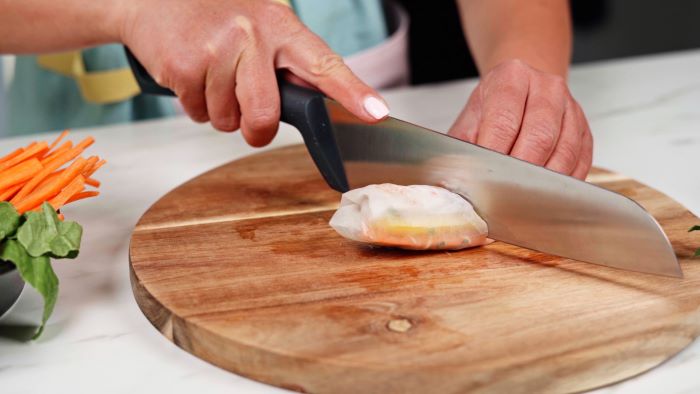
124,47,682,278
321,99,681,278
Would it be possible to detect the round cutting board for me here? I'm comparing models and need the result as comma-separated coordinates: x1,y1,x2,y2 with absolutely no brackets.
129,145,700,394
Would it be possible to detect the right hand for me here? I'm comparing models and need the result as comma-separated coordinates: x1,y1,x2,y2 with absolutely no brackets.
119,0,389,146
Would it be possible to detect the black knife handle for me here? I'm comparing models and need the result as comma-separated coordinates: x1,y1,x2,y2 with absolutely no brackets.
124,47,349,192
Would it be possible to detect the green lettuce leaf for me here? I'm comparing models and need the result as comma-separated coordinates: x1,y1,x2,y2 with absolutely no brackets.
0,239,58,339
0,203,84,339
0,202,20,241
17,203,82,258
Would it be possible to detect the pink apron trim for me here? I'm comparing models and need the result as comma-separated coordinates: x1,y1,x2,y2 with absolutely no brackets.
345,1,411,89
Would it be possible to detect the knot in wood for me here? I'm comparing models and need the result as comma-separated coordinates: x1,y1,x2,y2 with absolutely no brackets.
387,318,413,333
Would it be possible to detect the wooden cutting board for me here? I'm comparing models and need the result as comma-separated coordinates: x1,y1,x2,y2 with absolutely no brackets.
129,145,700,394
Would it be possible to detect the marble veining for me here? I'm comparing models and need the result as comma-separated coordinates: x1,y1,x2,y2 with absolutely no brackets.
1,50,700,394
591,83,700,119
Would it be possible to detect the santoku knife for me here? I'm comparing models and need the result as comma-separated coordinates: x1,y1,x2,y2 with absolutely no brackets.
124,48,682,278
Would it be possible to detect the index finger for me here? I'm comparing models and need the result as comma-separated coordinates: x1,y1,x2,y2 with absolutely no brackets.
475,75,529,154
509,81,566,166
276,29,389,122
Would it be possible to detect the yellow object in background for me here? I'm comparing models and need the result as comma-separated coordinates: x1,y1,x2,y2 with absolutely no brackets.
37,51,140,104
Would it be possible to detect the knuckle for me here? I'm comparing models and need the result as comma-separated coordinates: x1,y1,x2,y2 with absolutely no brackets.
258,3,303,43
480,115,520,150
229,16,255,42
498,84,526,101
159,59,179,82
261,1,296,21
534,94,561,113
578,121,589,139
310,53,347,79
554,142,580,169
572,98,584,113
212,114,240,132
508,58,527,69
186,108,208,123
176,85,202,107
244,105,280,131
499,58,529,74
575,102,589,126
571,101,592,138
550,74,567,89
177,89,207,121
277,16,310,45
163,58,200,88
547,76,569,101
522,125,558,152
485,130,516,150
488,110,522,136
583,135,594,159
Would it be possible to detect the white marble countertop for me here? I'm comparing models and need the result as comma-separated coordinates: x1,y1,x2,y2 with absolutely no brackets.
1,49,700,394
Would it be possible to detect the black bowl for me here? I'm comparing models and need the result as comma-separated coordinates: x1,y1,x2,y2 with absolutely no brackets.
0,261,24,318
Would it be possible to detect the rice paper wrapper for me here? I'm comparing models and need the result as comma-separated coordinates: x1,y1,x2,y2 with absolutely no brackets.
329,184,488,250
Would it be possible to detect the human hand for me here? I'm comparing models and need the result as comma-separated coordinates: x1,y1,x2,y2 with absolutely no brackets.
120,0,389,146
448,59,592,179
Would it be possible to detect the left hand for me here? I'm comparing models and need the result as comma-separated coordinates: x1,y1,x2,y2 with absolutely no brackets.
448,59,593,180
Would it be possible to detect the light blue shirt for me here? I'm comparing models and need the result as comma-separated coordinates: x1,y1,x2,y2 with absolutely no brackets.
3,0,387,137
293,0,387,57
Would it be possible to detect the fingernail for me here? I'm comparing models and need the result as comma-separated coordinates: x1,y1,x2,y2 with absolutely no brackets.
363,96,390,120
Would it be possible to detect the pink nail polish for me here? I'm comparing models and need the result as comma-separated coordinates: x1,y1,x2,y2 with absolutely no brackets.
363,96,390,119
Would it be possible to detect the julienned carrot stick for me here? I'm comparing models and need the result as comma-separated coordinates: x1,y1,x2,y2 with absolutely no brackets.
28,146,49,162
48,130,69,150
0,158,43,191
40,141,73,165
13,146,94,203
13,157,88,214
41,136,93,170
35,170,62,191
36,163,100,192
0,131,104,212
0,142,48,171
65,190,99,204
85,177,100,187
82,159,99,177
48,175,85,210
43,144,84,169
0,147,25,164
0,184,23,201
75,136,95,150
85,159,106,177
82,156,99,175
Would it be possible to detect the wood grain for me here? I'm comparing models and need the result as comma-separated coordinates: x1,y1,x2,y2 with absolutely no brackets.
129,145,700,394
